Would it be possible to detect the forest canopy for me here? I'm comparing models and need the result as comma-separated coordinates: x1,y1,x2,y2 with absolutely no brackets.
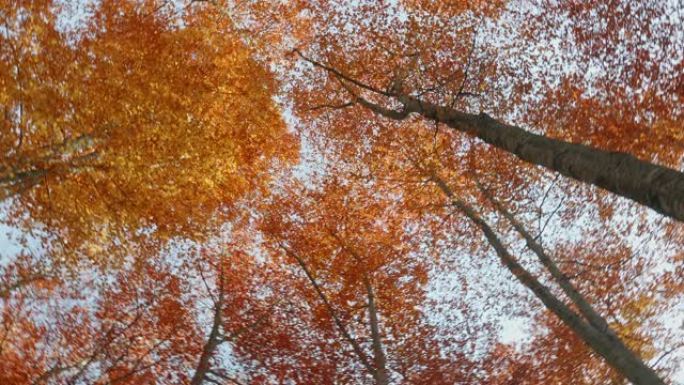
0,0,682,384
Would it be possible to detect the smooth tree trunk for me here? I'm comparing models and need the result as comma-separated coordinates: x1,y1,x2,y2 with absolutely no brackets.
0,135,99,201
191,288,224,385
477,182,615,335
283,246,378,378
299,52,684,223
332,234,392,385
388,93,684,222
432,174,667,385
364,276,391,385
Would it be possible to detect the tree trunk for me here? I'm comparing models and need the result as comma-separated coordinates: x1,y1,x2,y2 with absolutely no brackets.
190,294,224,385
297,52,684,222
0,134,99,201
477,183,614,335
282,245,377,377
432,174,667,385
387,93,684,222
364,276,391,385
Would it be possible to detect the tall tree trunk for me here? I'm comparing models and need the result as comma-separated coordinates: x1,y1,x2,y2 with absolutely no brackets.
298,52,684,223
396,93,684,222
476,182,614,335
431,174,667,385
282,245,378,377
363,276,391,385
190,291,224,385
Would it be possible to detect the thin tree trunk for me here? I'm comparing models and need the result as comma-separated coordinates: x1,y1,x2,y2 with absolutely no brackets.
476,182,614,334
326,231,392,385
190,290,224,385
297,51,684,223
431,174,667,385
281,245,378,377
363,276,391,385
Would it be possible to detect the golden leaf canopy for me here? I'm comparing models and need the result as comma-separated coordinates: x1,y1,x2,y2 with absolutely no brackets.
0,0,298,248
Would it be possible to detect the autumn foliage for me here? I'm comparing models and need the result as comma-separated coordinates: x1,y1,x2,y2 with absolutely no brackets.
0,0,682,384
1,0,297,256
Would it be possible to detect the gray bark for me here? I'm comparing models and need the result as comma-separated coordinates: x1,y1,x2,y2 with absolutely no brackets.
477,183,614,335
191,288,224,385
432,174,667,385
383,94,684,223
364,276,391,385
297,52,684,223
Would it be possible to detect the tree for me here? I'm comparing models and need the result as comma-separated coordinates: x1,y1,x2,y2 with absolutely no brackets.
1,1,682,384
286,0,684,222
429,172,666,384
0,0,297,255
0,254,199,384
0,237,280,384
268,1,682,382
288,127,677,382
253,179,484,384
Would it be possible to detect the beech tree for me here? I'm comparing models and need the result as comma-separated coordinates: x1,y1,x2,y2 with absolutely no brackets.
271,1,682,382
0,0,297,255
0,1,682,384
270,117,680,384
0,243,277,384
286,0,684,222
254,179,485,384
0,255,199,384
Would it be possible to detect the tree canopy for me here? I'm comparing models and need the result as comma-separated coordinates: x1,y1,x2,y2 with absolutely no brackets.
0,0,682,384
